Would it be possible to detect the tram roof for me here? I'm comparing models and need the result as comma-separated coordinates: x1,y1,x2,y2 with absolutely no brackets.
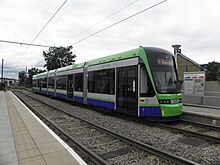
37,71,47,78
88,47,140,66
56,62,85,73
34,46,172,77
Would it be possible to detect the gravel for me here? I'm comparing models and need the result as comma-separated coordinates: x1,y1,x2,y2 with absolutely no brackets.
19,90,220,164
90,141,128,154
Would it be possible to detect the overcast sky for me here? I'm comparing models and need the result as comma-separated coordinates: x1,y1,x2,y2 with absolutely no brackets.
0,0,219,79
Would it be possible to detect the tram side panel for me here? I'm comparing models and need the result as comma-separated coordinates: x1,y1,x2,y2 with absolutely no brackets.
87,61,116,110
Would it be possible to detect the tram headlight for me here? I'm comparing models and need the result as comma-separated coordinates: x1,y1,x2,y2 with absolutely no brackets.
159,100,171,104
170,99,179,104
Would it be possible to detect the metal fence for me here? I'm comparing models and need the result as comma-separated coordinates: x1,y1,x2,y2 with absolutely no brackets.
183,81,220,108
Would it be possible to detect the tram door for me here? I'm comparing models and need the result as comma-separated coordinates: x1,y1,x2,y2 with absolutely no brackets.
116,66,138,115
67,74,73,100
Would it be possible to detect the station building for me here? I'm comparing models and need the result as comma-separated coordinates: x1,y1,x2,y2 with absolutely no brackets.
176,52,205,81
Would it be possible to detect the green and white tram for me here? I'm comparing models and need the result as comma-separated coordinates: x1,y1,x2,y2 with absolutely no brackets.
33,47,182,120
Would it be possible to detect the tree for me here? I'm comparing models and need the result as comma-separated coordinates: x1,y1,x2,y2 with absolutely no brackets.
18,71,26,86
38,69,46,73
205,61,220,81
26,67,39,87
217,67,220,81
18,68,45,87
43,46,76,70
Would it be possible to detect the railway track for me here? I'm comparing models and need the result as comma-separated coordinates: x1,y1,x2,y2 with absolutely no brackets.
180,119,220,132
13,91,199,165
152,120,220,144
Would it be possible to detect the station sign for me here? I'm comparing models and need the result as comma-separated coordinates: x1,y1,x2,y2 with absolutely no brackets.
184,71,205,96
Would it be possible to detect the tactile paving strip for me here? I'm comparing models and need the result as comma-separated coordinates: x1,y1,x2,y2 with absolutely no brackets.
6,93,47,165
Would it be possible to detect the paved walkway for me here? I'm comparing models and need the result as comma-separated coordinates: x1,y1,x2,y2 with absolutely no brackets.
183,105,220,119
0,92,18,165
0,91,86,165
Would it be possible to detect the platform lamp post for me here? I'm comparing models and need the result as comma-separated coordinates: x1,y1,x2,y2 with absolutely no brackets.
172,44,181,71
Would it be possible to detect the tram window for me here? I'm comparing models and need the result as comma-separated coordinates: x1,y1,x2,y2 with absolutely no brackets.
39,78,44,88
42,78,47,88
39,79,42,87
88,71,95,93
75,73,83,92
109,69,115,94
140,66,148,97
88,69,115,95
33,79,37,87
48,77,55,89
37,79,39,87
140,66,155,97
56,76,66,90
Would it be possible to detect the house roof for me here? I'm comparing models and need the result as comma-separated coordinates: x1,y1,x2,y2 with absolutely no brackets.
178,53,205,71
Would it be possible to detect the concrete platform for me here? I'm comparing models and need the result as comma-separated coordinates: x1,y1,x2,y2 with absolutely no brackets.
182,105,220,126
0,91,87,165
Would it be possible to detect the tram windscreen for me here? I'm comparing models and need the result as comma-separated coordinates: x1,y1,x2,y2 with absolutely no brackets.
145,48,180,94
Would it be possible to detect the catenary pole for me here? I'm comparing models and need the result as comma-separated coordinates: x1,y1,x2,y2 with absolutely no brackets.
1,59,3,83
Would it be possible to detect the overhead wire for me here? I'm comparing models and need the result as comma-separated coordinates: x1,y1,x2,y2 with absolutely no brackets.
65,0,141,45
71,0,167,46
15,0,68,67
0,39,52,48
0,16,52,45
30,0,67,45
0,18,24,42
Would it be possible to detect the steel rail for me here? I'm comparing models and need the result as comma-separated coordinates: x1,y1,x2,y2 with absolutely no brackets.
14,92,108,165
14,91,200,165
180,119,220,132
154,122,220,144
